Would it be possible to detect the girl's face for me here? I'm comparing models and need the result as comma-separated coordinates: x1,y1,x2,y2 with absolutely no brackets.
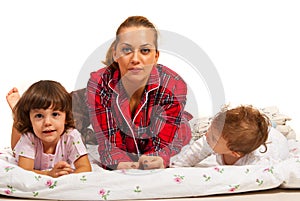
113,26,159,85
29,107,66,148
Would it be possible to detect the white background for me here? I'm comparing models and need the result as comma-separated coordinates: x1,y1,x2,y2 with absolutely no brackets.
1,0,299,148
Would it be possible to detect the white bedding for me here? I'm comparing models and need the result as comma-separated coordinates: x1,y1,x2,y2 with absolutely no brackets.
1,139,300,200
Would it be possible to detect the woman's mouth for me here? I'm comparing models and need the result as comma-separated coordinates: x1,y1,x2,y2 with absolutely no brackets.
128,67,143,74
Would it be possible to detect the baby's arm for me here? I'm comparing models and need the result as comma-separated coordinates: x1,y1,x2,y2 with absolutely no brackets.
170,136,213,167
6,87,21,149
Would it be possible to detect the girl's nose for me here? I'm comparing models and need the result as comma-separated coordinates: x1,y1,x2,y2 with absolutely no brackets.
44,116,52,126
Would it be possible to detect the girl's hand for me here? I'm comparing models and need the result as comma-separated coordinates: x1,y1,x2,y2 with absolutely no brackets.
48,161,74,177
138,155,165,170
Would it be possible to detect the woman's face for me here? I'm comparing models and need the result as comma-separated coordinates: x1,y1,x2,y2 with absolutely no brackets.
113,26,159,85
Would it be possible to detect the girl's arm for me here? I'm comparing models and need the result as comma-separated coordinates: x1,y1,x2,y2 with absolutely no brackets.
18,156,74,178
73,154,92,173
11,126,21,150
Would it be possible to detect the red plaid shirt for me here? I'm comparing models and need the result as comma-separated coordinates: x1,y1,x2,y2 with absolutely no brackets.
87,64,192,169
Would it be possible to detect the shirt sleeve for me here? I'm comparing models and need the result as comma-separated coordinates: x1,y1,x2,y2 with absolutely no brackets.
170,136,213,167
143,78,192,167
86,71,132,169
66,129,89,165
244,127,289,165
13,133,36,161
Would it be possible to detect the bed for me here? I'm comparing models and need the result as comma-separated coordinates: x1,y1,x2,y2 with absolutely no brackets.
1,96,300,200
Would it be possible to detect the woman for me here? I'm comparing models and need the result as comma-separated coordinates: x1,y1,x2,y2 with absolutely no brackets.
86,16,192,170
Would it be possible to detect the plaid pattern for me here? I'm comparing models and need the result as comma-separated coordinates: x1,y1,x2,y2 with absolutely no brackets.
87,64,192,169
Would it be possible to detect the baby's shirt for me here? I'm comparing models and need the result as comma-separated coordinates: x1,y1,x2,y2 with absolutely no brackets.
222,127,289,165
170,127,289,167
14,129,87,170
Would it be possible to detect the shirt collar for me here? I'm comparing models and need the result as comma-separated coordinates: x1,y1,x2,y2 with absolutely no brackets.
108,65,160,94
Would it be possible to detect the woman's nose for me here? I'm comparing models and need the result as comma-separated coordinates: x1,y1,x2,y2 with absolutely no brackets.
130,50,140,64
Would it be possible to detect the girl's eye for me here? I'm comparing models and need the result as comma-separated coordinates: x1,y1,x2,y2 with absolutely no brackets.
52,112,60,117
121,47,132,54
140,48,150,54
34,114,43,118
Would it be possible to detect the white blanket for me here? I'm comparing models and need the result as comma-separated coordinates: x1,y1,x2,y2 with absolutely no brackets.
1,140,300,200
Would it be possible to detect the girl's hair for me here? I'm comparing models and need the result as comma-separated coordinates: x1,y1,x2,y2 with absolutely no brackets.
13,80,75,134
103,16,158,68
211,105,270,155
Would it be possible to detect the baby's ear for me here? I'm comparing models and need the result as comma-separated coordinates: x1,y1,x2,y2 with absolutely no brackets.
231,151,242,158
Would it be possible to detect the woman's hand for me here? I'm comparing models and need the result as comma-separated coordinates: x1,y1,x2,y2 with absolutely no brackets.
117,162,139,170
138,155,165,170
48,161,74,177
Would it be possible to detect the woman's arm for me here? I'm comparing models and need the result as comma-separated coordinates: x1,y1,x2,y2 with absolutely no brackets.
143,78,191,167
86,70,133,169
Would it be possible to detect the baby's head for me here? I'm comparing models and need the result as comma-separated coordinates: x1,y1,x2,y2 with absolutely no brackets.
206,105,270,157
13,80,75,134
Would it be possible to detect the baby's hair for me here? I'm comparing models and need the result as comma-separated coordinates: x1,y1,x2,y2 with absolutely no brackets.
211,105,270,155
13,80,75,134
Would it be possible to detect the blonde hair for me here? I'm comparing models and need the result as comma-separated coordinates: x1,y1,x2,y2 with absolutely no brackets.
103,16,158,68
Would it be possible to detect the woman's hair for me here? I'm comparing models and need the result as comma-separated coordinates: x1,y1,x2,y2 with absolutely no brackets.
210,105,270,155
13,80,75,134
103,16,158,68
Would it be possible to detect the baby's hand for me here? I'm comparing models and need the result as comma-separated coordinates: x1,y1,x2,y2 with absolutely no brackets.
138,155,165,170
48,161,74,177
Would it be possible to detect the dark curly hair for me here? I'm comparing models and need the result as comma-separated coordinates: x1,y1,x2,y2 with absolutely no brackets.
13,80,75,134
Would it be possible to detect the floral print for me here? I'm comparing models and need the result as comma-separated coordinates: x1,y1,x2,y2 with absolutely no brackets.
46,180,57,189
1,141,300,200
228,184,240,192
134,186,142,193
4,185,15,195
174,174,185,183
99,189,110,200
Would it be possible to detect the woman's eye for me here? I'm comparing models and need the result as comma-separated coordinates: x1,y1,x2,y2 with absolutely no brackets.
121,47,132,54
140,48,150,54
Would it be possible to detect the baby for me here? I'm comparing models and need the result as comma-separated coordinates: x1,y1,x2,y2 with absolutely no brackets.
171,105,289,167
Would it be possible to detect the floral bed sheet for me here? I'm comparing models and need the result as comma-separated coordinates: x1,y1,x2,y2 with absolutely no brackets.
1,140,300,200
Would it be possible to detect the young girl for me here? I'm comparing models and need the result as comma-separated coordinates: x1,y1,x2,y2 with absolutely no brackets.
7,80,91,177
171,105,289,167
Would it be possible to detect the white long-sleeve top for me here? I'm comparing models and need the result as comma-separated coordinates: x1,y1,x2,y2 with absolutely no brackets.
170,127,289,167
